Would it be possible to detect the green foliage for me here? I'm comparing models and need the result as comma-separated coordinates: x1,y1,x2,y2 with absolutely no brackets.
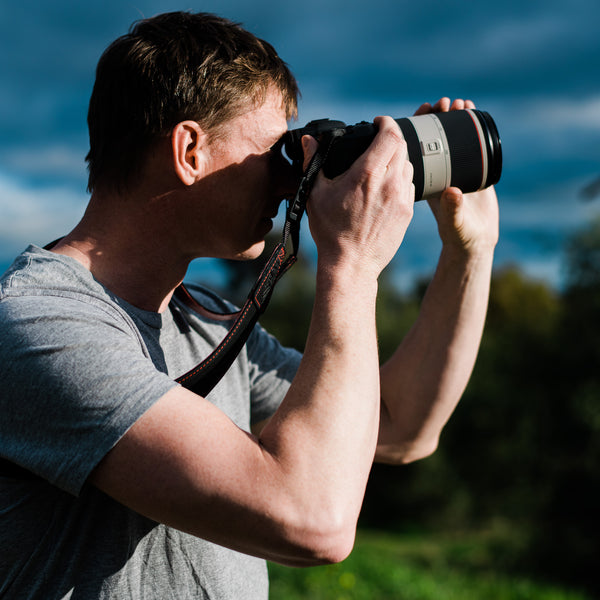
268,530,591,599
563,215,600,290
361,266,566,535
525,218,600,590
362,249,600,593
375,269,420,363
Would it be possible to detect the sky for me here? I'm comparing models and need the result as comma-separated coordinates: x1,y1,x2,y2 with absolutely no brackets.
1,0,599,290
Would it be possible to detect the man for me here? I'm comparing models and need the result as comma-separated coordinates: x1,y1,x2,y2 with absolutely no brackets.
0,10,498,600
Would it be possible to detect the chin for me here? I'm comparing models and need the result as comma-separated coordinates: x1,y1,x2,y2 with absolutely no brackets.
235,240,266,261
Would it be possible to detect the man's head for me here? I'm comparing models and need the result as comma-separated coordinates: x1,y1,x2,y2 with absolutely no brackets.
86,11,299,194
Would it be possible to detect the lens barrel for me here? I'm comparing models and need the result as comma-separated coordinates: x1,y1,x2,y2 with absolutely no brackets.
283,109,502,200
396,109,502,199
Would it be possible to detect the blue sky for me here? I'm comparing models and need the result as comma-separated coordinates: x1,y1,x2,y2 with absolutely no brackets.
1,0,599,289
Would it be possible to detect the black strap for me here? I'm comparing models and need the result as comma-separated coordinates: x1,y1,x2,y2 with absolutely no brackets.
1,136,334,479
173,142,329,396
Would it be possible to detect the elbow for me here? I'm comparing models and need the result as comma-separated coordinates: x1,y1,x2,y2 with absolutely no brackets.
276,506,358,566
400,437,439,464
311,516,357,565
376,435,439,465
302,531,355,567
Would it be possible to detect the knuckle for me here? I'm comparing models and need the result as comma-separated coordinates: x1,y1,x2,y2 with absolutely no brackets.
385,126,404,146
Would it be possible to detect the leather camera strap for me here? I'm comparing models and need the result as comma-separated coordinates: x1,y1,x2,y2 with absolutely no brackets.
173,141,329,396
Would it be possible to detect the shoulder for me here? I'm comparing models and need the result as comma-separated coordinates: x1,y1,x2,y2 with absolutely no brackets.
2,245,91,296
1,245,141,335
0,248,155,399
0,249,176,492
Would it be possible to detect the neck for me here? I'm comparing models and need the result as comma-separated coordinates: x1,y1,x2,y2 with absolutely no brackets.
52,188,192,313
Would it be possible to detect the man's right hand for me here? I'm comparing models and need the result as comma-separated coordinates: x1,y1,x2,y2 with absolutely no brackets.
301,116,415,278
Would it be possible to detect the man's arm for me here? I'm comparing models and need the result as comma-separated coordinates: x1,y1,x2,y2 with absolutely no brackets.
90,117,415,567
375,98,499,464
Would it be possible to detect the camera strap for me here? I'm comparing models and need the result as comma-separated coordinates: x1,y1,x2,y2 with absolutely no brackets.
174,140,331,396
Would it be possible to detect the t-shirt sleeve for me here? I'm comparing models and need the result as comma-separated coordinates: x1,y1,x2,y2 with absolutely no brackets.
0,294,177,496
245,321,302,425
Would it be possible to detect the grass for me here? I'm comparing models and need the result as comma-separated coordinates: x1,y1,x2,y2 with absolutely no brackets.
268,528,592,600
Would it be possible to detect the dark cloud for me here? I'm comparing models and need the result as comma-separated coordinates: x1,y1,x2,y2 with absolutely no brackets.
0,0,599,286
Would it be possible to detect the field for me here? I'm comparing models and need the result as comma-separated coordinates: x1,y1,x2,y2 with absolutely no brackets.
268,529,592,600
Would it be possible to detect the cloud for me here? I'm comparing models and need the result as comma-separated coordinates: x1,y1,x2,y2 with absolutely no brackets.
0,145,88,185
0,0,598,291
0,171,86,261
532,97,600,131
500,177,599,229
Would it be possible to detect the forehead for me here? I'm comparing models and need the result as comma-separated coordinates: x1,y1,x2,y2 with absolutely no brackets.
219,88,289,145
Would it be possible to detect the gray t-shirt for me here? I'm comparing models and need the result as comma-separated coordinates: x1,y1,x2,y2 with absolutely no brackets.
0,245,301,599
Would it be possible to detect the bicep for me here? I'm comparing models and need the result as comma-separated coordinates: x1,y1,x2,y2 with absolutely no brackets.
0,296,175,491
89,386,293,561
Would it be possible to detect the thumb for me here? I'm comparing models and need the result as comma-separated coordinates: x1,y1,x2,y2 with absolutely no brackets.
301,135,319,171
441,187,464,219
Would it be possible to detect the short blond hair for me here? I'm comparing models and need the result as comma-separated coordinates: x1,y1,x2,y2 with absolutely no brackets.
86,11,299,193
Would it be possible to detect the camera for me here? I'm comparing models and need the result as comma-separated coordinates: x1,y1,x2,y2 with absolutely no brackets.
281,109,502,200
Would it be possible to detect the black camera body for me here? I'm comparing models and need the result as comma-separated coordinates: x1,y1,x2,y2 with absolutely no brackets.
281,109,502,201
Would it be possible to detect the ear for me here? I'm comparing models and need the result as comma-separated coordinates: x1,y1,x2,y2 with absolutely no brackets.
171,121,208,186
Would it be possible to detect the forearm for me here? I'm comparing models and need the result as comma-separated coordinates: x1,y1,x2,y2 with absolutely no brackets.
91,266,383,568
378,244,494,462
260,262,381,543
253,118,414,554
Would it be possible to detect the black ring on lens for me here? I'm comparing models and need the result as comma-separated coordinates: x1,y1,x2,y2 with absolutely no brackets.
474,110,502,188
435,111,484,193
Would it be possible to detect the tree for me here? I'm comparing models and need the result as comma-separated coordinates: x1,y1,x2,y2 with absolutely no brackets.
526,217,600,593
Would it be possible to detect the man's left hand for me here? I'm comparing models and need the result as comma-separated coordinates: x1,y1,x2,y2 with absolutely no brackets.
414,97,499,256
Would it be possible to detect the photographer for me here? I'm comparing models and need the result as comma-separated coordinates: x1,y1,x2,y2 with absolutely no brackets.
0,11,498,599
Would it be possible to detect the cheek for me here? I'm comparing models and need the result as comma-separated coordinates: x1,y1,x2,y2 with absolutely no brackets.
243,166,274,205
208,158,274,223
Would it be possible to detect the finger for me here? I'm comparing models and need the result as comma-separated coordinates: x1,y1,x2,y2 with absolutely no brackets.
432,97,451,112
413,102,432,116
301,135,319,171
402,152,414,191
355,116,405,175
450,98,466,111
385,141,413,189
465,99,476,109
441,186,464,219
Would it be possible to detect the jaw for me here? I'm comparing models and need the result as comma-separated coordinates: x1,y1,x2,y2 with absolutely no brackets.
233,239,267,261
